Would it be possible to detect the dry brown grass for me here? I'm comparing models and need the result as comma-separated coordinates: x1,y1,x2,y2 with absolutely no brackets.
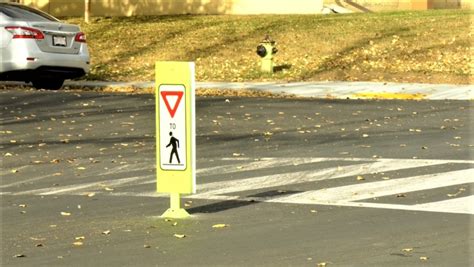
63,11,472,85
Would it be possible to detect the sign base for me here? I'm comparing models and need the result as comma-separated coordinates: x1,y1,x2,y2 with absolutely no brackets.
161,193,190,219
161,208,190,219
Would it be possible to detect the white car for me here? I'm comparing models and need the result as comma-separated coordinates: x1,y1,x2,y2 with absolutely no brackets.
0,2,90,90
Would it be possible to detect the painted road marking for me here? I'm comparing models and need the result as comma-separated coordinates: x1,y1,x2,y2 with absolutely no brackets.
193,158,461,197
269,169,473,203
2,157,473,215
14,175,152,196
414,195,473,214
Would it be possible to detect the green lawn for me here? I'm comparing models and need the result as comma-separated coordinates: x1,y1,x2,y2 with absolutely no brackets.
65,10,473,84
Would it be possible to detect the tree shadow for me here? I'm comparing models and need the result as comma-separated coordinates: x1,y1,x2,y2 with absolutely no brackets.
301,27,410,80
336,0,373,13
273,64,292,73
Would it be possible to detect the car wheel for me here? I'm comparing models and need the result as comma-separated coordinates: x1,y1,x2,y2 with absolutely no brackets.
32,79,64,90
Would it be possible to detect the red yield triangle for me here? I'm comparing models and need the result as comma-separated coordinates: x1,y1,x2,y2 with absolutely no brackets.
160,91,184,118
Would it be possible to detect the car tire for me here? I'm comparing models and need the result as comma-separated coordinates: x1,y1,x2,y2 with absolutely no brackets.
32,79,64,90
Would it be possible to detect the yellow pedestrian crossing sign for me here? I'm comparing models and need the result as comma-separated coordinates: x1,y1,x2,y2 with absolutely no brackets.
156,62,196,218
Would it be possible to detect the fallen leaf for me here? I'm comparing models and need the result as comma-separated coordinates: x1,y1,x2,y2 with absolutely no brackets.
60,212,71,216
447,187,466,197
212,224,229,228
174,234,186,239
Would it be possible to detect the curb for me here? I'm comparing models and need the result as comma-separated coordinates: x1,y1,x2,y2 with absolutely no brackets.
2,80,473,100
65,80,473,100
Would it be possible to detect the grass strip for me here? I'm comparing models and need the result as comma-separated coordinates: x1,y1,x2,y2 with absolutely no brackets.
63,10,472,84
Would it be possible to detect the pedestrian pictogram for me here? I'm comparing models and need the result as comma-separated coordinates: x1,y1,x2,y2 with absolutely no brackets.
155,61,196,219
166,131,180,164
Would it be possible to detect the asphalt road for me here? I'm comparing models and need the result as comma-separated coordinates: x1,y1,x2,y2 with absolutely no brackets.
1,88,473,266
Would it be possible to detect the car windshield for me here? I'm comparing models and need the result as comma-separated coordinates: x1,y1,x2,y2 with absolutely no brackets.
0,4,59,22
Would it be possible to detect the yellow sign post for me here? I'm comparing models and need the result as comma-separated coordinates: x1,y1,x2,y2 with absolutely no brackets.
155,61,196,219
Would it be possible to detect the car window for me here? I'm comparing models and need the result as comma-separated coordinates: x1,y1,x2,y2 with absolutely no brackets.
0,4,59,22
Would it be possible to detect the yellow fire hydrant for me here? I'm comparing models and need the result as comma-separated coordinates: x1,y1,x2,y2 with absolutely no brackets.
256,35,278,73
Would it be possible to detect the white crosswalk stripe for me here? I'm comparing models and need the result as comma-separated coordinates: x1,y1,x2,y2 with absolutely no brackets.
193,158,464,197
3,157,473,214
270,169,472,202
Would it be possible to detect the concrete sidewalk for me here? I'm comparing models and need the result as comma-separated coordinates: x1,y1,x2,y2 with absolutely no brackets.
63,80,473,100
3,80,472,100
